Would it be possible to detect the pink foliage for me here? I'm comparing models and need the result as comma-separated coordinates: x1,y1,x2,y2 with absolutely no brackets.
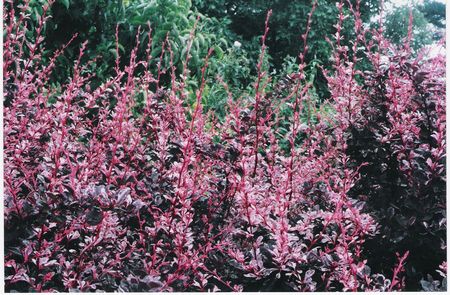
3,0,444,292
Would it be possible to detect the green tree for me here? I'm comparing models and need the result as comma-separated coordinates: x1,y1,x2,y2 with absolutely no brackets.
384,5,434,51
193,0,379,68
39,0,240,86
30,0,256,117
419,0,445,29
193,0,380,100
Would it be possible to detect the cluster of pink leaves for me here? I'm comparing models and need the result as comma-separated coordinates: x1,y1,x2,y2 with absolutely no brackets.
363,12,446,186
324,2,446,288
3,0,444,292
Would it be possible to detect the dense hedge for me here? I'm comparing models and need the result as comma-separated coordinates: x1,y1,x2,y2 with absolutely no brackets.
3,0,446,292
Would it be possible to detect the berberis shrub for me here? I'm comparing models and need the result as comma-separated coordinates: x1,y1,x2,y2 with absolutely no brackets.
4,0,446,292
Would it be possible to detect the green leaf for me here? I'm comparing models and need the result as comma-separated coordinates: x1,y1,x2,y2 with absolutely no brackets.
59,0,70,9
214,45,223,59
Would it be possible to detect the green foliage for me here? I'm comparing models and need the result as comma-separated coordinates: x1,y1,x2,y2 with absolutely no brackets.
193,0,379,66
14,0,261,120
41,0,238,86
43,0,125,82
384,6,433,51
25,0,444,116
419,0,445,29
193,0,379,101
